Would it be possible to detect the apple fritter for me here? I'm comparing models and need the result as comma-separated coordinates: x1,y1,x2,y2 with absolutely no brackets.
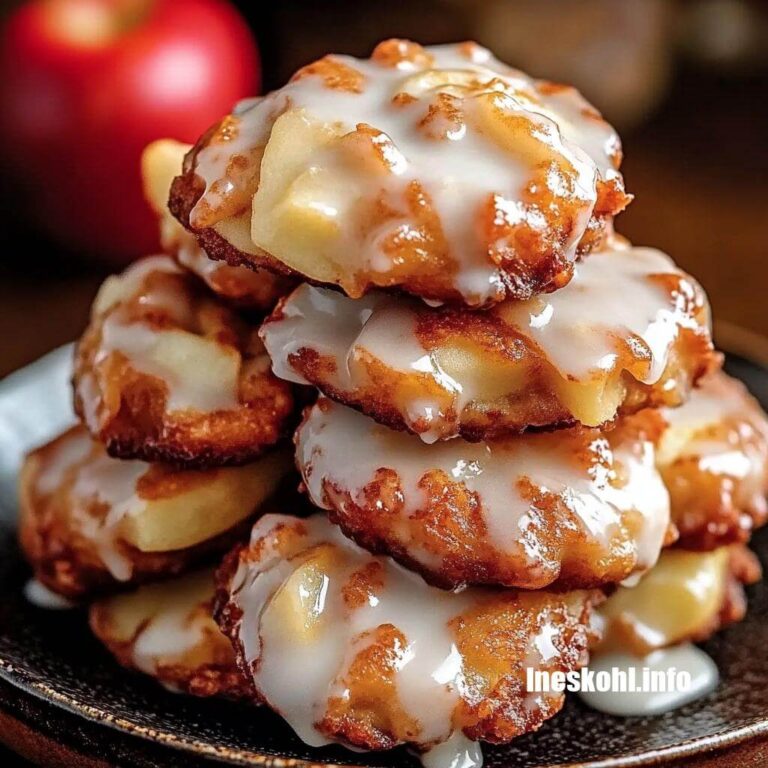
73,255,294,466
18,426,291,598
215,513,601,760
296,397,673,590
170,39,631,307
262,244,714,441
142,139,294,311
90,569,250,698
598,545,761,657
658,370,768,550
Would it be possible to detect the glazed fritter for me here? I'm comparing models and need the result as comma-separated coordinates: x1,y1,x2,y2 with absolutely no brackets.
659,370,768,550
261,244,714,441
296,397,673,590
598,545,761,657
19,426,291,598
73,255,294,466
142,139,294,311
215,513,601,760
90,569,250,698
170,39,630,308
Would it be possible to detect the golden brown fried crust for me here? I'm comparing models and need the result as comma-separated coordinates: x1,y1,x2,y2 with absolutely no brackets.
212,543,263,702
268,294,717,442
712,544,762,633
17,427,258,599
89,591,252,700
169,138,628,307
72,264,295,468
180,255,296,314
455,591,597,744
601,545,761,658
666,467,768,550
213,519,602,752
662,375,768,550
169,166,290,276
319,472,644,592
297,402,672,591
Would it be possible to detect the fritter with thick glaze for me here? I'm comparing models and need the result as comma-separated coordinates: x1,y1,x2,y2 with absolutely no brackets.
73,255,294,466
142,139,294,311
19,426,291,598
261,244,714,441
598,545,761,657
296,397,673,590
90,568,250,698
215,513,601,762
170,39,631,308
659,370,768,550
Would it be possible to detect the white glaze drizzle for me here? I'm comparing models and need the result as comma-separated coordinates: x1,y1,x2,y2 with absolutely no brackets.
130,573,216,677
23,578,77,610
420,732,483,768
231,514,594,768
87,256,240,422
497,246,703,385
660,371,768,488
296,399,669,582
192,42,621,305
36,428,149,581
233,514,474,749
579,644,719,717
261,245,705,439
70,447,149,580
232,515,479,755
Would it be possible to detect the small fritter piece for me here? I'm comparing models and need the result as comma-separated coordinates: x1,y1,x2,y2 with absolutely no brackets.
73,255,294,466
215,514,601,762
170,39,631,308
598,545,761,657
19,426,291,598
142,139,294,311
296,398,672,590
90,569,250,698
262,244,714,441
658,370,768,550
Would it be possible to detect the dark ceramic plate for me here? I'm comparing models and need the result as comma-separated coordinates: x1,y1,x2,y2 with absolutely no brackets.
2,343,768,767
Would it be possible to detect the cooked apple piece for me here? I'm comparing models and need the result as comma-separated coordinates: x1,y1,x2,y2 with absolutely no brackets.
599,548,729,654
90,568,248,698
120,449,292,553
18,425,293,598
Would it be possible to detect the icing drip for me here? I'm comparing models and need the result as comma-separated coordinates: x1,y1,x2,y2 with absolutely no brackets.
234,516,473,748
192,42,623,305
88,256,240,422
579,644,719,717
261,244,707,438
24,578,76,610
297,399,670,585
227,514,598,768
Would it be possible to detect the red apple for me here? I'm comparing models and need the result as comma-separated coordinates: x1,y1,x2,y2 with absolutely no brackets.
0,0,260,262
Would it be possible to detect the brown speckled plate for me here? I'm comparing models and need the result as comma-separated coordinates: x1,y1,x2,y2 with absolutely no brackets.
1,344,768,767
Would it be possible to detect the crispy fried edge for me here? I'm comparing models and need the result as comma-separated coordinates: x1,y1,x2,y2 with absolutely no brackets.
212,532,602,749
71,265,297,468
17,430,266,599
169,140,617,307
89,582,252,700
264,290,717,442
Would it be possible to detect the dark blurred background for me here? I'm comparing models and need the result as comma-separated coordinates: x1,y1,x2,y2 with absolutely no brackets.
1,0,767,377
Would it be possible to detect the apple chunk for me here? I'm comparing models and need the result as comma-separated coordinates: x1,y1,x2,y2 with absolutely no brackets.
599,548,729,653
120,449,292,553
